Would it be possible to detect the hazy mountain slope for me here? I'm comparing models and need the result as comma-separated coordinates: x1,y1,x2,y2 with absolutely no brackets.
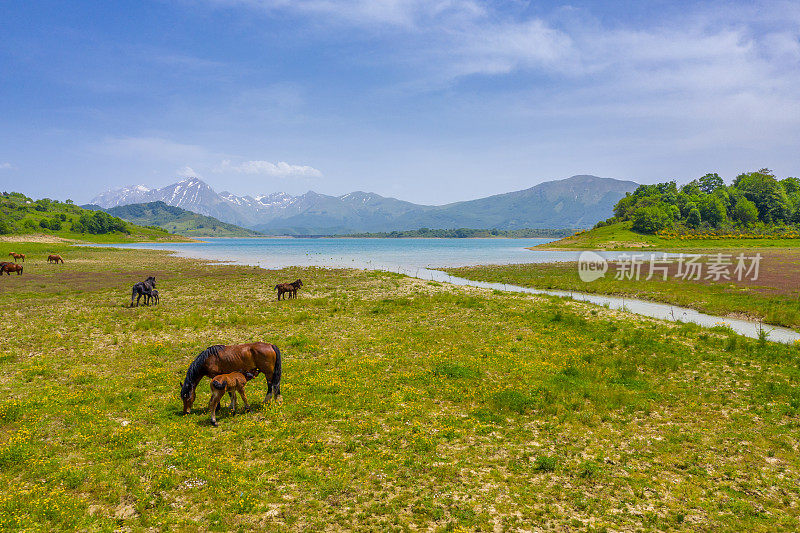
103,201,262,237
93,175,637,234
395,175,637,230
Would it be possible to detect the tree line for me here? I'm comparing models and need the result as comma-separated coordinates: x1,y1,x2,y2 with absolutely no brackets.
603,169,799,234
333,227,575,238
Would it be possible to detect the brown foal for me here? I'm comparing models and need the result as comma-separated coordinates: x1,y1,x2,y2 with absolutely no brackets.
207,369,259,426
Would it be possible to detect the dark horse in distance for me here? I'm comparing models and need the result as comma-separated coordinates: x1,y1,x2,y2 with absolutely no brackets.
130,276,156,307
274,279,303,300
180,342,282,415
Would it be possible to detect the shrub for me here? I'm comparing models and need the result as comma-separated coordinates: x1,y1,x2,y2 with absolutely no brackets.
631,206,670,234
686,208,702,228
533,455,557,472
732,197,759,225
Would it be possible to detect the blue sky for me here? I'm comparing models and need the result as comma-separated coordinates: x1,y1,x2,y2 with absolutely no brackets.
1,0,799,204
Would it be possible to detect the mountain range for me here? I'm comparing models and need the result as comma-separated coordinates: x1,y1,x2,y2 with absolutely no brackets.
90,175,637,234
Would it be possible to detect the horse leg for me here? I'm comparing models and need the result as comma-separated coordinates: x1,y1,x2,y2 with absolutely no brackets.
228,391,236,412
254,361,275,407
208,389,224,427
271,382,282,405
238,385,251,413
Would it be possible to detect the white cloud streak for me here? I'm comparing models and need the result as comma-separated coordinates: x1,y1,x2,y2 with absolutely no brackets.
0,162,12,170
216,159,323,178
99,136,209,161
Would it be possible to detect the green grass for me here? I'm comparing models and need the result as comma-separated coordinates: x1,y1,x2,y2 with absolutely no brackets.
1,241,799,530
446,256,800,329
541,221,800,250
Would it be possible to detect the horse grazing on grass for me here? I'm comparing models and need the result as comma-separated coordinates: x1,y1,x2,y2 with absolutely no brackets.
8,252,24,263
130,276,156,307
180,342,282,415
208,369,259,426
274,279,303,300
2,263,23,275
148,289,159,305
47,254,64,264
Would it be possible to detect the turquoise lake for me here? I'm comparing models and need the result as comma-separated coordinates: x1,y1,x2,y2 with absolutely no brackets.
113,237,579,270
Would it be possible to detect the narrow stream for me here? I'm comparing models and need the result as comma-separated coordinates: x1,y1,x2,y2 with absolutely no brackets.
409,267,800,345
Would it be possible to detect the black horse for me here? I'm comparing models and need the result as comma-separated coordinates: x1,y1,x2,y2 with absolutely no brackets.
148,289,160,305
130,276,156,307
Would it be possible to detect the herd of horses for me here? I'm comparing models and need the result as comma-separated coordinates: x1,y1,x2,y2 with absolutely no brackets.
0,252,64,276
5,248,291,426
143,277,297,426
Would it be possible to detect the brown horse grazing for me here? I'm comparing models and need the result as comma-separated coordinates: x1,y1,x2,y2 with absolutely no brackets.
8,252,24,263
2,263,22,275
181,342,282,415
274,279,303,300
207,369,259,426
47,254,64,264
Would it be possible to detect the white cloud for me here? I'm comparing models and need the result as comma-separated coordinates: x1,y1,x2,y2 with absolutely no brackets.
216,0,486,28
213,0,800,96
177,166,200,178
0,162,12,170
216,159,323,178
99,136,209,161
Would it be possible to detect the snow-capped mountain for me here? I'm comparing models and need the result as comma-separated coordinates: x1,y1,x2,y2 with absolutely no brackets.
91,184,152,208
91,175,637,234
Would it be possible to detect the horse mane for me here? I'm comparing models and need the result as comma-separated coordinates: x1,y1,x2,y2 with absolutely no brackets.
181,344,225,399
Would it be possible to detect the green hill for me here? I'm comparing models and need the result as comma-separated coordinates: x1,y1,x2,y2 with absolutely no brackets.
540,169,800,249
0,192,188,242
103,201,263,237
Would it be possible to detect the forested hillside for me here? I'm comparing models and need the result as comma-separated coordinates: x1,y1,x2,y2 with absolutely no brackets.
605,169,799,234
0,192,182,241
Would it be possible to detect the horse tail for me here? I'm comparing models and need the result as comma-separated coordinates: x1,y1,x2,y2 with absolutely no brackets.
269,344,282,394
211,378,226,390
274,284,280,290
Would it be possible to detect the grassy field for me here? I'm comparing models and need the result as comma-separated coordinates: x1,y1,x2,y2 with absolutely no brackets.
1,242,800,530
446,251,800,330
539,222,800,250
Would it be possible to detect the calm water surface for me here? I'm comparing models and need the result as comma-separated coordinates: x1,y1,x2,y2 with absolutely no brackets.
114,237,583,269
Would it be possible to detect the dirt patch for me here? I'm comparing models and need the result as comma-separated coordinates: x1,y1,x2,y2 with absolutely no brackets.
0,269,179,296
0,234,76,243
605,250,800,297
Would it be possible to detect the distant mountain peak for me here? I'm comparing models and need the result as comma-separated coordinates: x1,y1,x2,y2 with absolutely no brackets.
91,174,637,234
